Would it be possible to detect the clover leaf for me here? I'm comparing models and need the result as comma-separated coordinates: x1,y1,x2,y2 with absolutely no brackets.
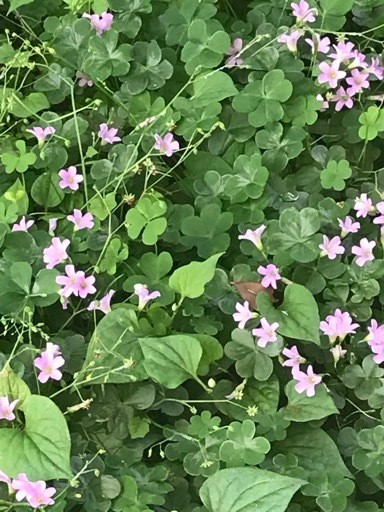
1,140,36,173
353,426,384,478
98,238,129,275
219,420,270,467
358,106,384,141
232,70,293,128
125,194,167,245
320,159,352,191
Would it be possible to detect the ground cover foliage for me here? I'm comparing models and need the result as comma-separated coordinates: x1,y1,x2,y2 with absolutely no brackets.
1,0,384,510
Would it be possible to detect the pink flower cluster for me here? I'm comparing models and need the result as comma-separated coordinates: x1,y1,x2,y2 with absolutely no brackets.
34,342,65,383
56,264,96,299
277,2,383,111
366,320,384,364
320,309,359,343
282,345,322,397
0,472,56,508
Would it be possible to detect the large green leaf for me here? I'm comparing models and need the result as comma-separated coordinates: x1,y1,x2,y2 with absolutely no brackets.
75,308,148,385
140,335,203,388
0,395,72,480
272,425,352,477
200,467,303,512
283,381,339,422
257,284,320,344
169,253,223,299
8,0,35,13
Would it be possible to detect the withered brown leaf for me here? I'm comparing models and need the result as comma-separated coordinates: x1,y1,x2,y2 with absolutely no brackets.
232,281,275,310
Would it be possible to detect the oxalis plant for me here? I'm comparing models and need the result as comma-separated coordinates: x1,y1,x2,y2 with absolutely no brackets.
1,0,384,510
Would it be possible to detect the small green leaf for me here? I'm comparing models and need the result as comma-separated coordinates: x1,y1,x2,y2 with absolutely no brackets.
321,160,352,191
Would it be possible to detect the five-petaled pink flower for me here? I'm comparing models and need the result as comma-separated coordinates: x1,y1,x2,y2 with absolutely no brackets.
338,216,360,237
318,61,346,89
59,166,84,191
26,126,55,145
0,396,19,421
12,216,34,232
277,30,303,52
252,318,279,348
366,57,384,80
43,237,70,269
305,34,330,54
67,209,94,230
366,319,384,364
98,123,121,144
292,365,322,397
34,344,65,383
13,473,56,508
373,201,384,225
282,345,306,368
82,11,113,35
154,133,179,157
76,71,93,87
238,225,266,250
291,0,317,22
354,193,375,218
352,238,376,267
319,235,345,260
346,69,370,96
320,309,359,343
233,301,253,329
134,284,161,309
56,264,96,298
226,38,244,68
331,87,354,111
88,289,115,314
329,41,355,64
257,264,281,289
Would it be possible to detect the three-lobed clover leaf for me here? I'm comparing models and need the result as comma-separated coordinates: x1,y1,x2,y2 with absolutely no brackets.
352,425,384,478
125,194,167,245
358,106,384,141
1,140,37,173
232,70,293,128
98,238,129,275
320,159,352,191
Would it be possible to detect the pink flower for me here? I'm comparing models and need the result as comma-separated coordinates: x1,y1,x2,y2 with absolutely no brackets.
330,344,347,363
133,284,161,309
338,216,360,237
282,345,306,368
226,38,244,68
58,166,84,191
366,320,384,364
13,474,56,508
34,345,65,383
76,71,93,87
331,86,354,111
257,264,281,289
87,289,115,314
366,58,384,79
43,237,70,269
238,225,266,250
252,318,279,348
12,474,35,502
329,41,355,64
98,123,121,144
277,30,303,52
373,201,384,225
292,365,322,397
76,273,97,299
354,193,375,218
12,216,34,232
346,69,370,96
26,126,55,145
56,264,95,298
154,133,179,157
0,471,11,485
319,235,345,260
352,238,376,267
0,396,19,421
350,50,367,69
233,301,253,329
318,61,346,88
45,342,62,357
82,11,113,35
67,209,94,230
320,309,359,342
316,94,329,111
291,0,317,22
305,34,330,54
48,218,58,236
